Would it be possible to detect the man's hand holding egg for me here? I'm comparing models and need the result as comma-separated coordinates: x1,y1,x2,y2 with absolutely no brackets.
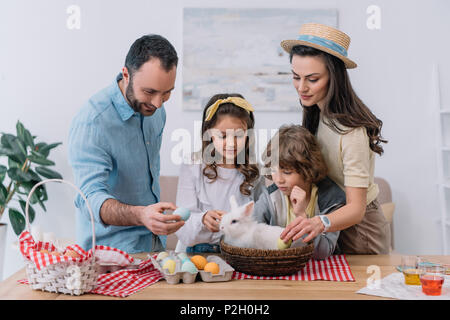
139,202,185,235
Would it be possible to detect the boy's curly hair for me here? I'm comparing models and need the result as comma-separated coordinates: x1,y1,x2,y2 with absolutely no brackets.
263,124,327,183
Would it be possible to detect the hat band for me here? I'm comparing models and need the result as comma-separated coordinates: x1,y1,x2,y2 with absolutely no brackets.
297,34,348,57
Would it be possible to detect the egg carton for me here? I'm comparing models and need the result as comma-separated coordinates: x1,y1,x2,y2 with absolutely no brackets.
149,252,198,285
149,252,234,284
198,255,234,282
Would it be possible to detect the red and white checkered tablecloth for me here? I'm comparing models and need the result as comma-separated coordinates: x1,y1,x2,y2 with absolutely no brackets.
232,254,355,281
19,230,354,297
90,257,164,297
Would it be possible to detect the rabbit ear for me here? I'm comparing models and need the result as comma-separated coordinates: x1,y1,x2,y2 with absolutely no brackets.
243,201,254,217
229,195,238,211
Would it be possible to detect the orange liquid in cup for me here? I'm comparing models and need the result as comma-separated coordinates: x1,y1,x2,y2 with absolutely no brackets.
420,275,444,296
402,268,421,285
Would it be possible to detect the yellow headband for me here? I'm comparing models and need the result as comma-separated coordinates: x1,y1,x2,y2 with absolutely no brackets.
204,97,254,121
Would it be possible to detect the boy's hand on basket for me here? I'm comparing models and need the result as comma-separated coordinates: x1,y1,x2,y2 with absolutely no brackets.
140,202,185,235
202,210,226,233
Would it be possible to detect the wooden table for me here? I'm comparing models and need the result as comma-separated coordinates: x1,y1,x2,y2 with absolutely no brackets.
0,254,448,300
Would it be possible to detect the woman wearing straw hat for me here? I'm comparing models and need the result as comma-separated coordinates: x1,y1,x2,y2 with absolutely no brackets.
278,23,391,254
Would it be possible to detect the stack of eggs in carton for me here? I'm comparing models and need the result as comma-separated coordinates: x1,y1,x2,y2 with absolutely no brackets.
151,250,234,284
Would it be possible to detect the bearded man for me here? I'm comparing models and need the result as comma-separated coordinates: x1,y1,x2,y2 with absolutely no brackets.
68,34,184,252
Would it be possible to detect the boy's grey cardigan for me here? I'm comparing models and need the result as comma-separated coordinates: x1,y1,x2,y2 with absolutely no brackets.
253,177,346,260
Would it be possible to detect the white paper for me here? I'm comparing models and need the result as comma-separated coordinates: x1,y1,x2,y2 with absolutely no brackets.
357,272,450,300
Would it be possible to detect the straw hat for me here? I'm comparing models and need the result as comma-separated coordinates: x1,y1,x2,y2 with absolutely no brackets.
281,23,357,69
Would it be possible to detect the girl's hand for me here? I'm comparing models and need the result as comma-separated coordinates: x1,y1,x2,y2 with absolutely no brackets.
202,210,226,232
280,215,324,243
290,186,308,218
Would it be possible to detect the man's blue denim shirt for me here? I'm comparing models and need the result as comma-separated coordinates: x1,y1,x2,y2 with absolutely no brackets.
68,73,166,253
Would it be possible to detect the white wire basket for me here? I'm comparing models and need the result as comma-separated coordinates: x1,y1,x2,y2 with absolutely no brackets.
23,179,99,295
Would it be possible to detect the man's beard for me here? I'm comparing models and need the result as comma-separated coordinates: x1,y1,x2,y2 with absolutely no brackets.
125,76,156,116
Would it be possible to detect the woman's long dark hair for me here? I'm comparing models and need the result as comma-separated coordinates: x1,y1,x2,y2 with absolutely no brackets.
290,45,387,155
200,93,259,196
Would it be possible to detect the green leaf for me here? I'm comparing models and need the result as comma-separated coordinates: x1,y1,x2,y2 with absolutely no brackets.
23,130,34,149
16,121,25,143
8,157,20,169
15,121,34,148
34,142,47,154
39,184,48,201
28,155,55,166
0,146,15,156
16,121,25,136
9,208,25,235
26,169,41,182
38,142,62,157
35,166,62,179
17,181,33,193
19,200,35,224
1,134,26,164
30,149,46,159
1,133,16,148
35,186,47,212
0,182,7,206
13,138,27,157
29,191,39,205
37,198,46,212
0,165,6,183
7,167,33,183
8,154,25,165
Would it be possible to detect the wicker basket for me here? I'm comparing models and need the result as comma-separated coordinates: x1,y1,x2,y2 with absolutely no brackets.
220,239,314,276
23,179,99,295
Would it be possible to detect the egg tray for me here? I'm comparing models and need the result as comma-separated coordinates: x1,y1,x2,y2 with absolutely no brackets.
149,252,235,285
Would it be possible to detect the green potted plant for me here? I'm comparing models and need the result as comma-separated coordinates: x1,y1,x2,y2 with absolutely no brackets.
0,121,63,278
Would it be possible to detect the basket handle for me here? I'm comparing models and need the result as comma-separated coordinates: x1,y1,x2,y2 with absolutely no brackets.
25,179,96,255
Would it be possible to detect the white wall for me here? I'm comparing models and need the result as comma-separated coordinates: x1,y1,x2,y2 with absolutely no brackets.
1,0,449,281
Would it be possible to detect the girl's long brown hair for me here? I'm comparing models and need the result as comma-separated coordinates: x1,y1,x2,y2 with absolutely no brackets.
200,93,259,196
290,45,387,155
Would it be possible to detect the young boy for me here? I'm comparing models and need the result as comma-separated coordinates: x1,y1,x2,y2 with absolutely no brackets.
253,125,346,260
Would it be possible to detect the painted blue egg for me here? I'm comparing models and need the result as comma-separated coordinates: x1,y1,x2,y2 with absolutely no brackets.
174,207,191,221
177,252,189,261
181,260,198,274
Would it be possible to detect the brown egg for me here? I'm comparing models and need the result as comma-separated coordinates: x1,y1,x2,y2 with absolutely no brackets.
64,250,80,258
49,251,61,256
39,249,49,254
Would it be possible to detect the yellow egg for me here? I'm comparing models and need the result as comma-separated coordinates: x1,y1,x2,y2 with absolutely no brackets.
204,262,220,274
162,259,176,274
277,238,292,250
190,255,208,270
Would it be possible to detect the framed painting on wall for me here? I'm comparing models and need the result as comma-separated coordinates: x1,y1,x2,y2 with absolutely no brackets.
182,8,338,111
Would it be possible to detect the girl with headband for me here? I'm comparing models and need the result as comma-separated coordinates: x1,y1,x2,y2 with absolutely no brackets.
278,23,390,254
175,93,266,253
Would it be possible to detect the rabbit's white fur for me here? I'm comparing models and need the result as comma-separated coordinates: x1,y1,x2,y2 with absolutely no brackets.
220,196,285,250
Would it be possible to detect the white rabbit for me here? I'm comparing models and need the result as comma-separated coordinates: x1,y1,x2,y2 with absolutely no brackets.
219,196,285,250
